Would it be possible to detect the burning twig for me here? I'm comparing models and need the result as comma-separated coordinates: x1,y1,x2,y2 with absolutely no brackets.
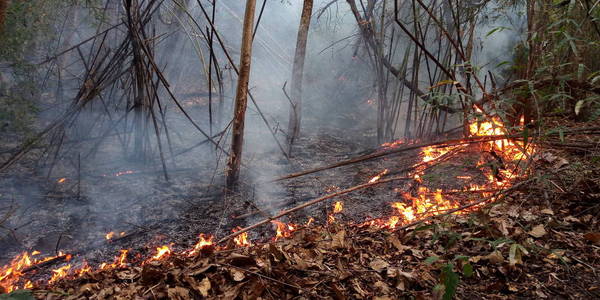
217,176,411,244
391,178,534,233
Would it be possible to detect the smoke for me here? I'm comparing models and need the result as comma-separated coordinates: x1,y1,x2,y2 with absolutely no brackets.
0,0,528,260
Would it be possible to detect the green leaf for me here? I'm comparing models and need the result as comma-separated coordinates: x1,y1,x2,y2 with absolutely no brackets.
425,256,440,265
485,26,509,37
0,290,35,300
441,263,459,300
577,64,585,81
559,129,565,143
462,263,474,278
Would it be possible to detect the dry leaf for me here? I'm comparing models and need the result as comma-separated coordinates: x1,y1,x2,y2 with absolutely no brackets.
583,232,600,245
167,286,190,300
229,268,246,281
484,251,504,264
369,258,390,272
197,277,211,297
529,224,547,238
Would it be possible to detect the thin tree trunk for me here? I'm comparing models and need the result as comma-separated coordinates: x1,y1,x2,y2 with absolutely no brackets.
0,0,7,33
287,0,314,154
226,0,257,188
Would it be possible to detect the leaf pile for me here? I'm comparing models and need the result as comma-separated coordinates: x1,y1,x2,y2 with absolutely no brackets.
33,190,600,299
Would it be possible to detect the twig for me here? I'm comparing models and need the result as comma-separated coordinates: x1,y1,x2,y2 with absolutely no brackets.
217,176,411,244
392,178,534,232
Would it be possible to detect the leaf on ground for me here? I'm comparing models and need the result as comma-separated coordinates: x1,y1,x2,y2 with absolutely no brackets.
528,224,547,238
370,258,390,272
583,232,600,245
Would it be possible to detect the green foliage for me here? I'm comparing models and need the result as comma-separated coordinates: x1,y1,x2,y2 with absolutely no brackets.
0,290,34,300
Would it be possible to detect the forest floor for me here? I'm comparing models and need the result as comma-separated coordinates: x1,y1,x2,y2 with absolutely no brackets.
0,108,599,299
9,117,595,299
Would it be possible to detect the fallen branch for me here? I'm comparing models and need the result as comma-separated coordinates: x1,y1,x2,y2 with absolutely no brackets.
272,127,600,182
392,178,534,232
217,176,411,244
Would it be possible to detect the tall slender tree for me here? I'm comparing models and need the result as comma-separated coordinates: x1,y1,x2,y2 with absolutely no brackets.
287,0,313,154
226,0,257,188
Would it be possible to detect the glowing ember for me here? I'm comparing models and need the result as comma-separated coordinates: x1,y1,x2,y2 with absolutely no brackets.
272,221,297,240
57,178,67,184
188,234,214,256
369,169,389,183
151,246,172,260
105,232,115,240
333,201,344,214
381,139,406,149
305,217,314,227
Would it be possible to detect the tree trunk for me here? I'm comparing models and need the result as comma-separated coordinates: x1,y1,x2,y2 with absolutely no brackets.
287,0,313,154
0,0,7,33
226,0,257,188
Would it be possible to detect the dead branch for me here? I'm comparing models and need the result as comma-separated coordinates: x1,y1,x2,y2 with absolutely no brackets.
217,176,411,244
272,127,600,182
392,178,534,232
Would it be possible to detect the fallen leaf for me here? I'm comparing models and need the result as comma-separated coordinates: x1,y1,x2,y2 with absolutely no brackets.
370,258,390,272
484,251,504,264
528,224,547,238
197,277,211,297
167,286,190,300
583,232,600,245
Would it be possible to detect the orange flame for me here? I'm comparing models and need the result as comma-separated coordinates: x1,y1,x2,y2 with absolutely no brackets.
333,201,344,214
49,264,71,284
272,221,297,240
57,178,67,184
369,169,389,183
233,227,251,247
188,234,214,256
151,246,171,260
105,232,115,240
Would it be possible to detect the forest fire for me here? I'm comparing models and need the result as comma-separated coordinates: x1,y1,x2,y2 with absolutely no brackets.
272,221,297,240
0,251,71,293
233,228,251,247
188,234,215,256
151,246,171,261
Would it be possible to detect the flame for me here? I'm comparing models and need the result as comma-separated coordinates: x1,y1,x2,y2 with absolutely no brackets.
233,227,251,247
328,215,336,223
369,169,389,183
49,264,71,284
305,217,314,227
75,261,91,277
333,201,344,214
272,221,297,240
105,232,115,240
0,251,71,292
151,246,171,260
57,178,67,184
188,234,214,256
381,139,406,149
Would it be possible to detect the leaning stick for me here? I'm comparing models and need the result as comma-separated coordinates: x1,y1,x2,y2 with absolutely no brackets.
217,176,412,244
272,134,513,182
272,127,600,182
